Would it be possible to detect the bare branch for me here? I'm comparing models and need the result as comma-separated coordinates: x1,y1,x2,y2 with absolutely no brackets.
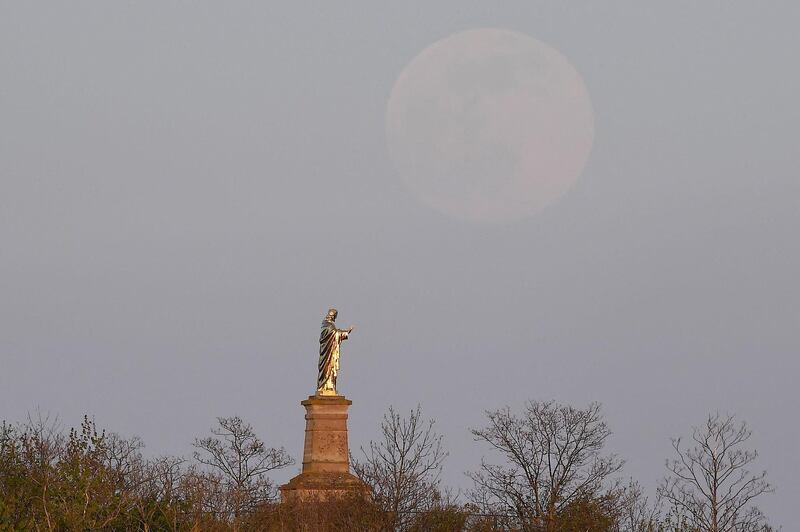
658,412,773,532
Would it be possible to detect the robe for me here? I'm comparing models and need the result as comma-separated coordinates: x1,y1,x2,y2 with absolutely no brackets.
317,318,349,394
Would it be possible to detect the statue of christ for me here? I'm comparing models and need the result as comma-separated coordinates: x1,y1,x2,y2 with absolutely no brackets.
317,308,354,396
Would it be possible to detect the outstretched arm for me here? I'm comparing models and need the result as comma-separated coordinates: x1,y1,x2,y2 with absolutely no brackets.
338,325,354,339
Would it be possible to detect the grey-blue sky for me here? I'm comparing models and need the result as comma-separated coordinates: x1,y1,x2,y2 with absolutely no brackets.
1,1,797,525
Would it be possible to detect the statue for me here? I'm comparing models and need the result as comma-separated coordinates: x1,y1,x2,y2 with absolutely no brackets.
281,308,368,501
317,308,354,396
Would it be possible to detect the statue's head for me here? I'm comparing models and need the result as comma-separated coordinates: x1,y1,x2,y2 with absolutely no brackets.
325,308,338,321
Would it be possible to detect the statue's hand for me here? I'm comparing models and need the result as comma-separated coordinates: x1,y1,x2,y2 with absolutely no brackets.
347,326,354,334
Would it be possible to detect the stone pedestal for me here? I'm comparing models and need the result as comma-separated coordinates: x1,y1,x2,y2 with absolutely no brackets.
279,395,369,501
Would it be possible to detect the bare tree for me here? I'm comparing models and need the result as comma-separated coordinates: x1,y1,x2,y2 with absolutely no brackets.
104,432,145,480
468,400,624,532
613,480,664,532
351,405,448,531
658,413,773,532
192,416,293,520
18,411,65,531
127,455,187,531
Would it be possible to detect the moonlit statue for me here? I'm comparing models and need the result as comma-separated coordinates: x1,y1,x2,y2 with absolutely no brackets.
317,308,354,396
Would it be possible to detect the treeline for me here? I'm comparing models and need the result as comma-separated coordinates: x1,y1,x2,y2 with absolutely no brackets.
0,401,774,531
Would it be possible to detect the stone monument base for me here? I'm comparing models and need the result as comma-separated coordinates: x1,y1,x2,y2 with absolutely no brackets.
279,395,369,502
280,471,368,501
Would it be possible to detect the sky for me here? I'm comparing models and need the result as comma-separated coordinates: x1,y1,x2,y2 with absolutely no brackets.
1,1,798,526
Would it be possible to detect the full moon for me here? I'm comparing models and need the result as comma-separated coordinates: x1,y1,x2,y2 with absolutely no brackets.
386,29,594,222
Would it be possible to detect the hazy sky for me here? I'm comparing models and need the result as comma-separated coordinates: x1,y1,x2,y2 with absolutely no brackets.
1,2,797,525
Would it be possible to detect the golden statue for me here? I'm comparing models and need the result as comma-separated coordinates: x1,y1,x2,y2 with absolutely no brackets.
317,308,354,396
